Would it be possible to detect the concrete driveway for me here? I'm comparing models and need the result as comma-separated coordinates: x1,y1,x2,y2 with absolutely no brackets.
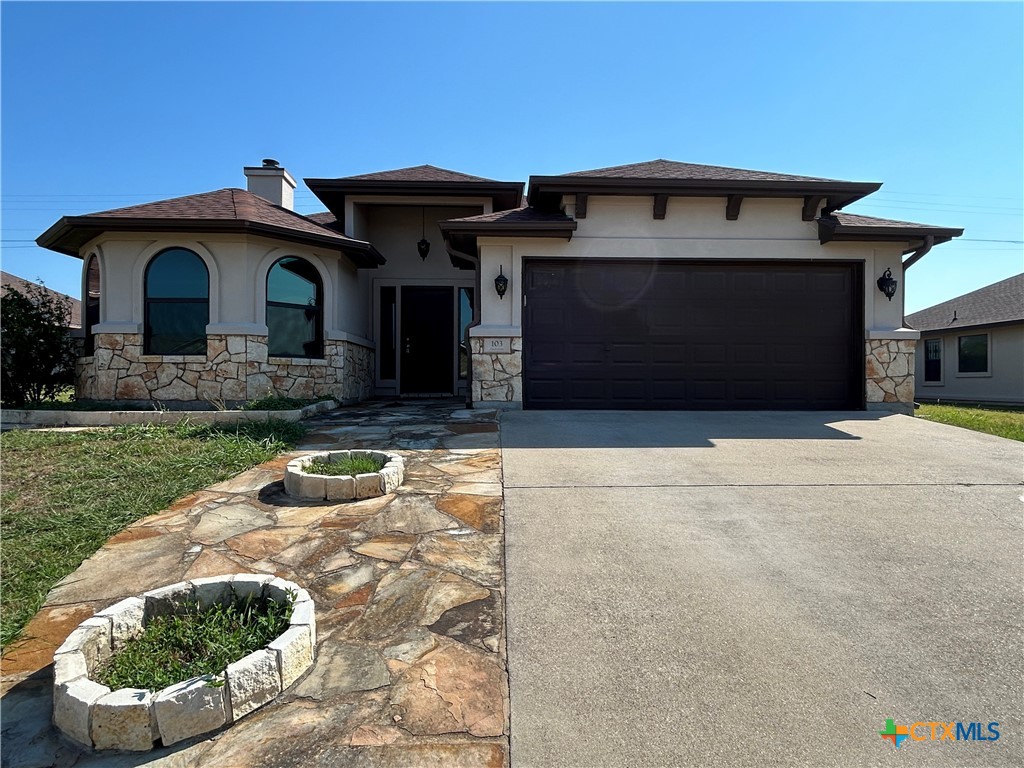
501,411,1023,767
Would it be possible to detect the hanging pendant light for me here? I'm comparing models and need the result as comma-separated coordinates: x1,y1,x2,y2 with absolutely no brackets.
417,207,430,261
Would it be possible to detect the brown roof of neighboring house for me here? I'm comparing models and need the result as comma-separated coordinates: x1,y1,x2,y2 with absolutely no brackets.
36,189,385,267
528,158,882,212
337,164,497,183
1,271,82,328
905,273,1024,332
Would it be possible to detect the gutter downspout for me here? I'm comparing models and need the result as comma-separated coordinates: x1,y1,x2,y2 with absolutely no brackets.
444,235,481,409
902,235,934,270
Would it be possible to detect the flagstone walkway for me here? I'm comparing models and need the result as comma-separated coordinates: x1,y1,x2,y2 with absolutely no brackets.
1,400,508,768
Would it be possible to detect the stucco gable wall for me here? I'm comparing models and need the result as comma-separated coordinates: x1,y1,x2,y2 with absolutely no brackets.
570,195,818,240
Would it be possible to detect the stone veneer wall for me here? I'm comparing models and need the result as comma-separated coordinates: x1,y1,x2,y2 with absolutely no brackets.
865,338,916,415
468,336,916,414
470,337,522,405
76,333,373,404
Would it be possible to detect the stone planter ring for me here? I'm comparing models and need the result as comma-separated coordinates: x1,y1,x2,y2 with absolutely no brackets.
52,574,315,752
284,450,404,501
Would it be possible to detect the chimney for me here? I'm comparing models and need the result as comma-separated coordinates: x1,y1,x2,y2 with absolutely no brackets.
243,158,296,210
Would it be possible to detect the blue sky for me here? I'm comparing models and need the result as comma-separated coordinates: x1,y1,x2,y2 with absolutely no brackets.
2,1,1021,313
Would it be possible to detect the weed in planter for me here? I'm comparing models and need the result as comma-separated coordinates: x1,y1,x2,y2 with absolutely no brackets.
305,455,385,476
94,593,294,691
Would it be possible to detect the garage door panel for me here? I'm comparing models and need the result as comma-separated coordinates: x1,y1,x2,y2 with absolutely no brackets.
733,344,767,364
568,343,604,365
523,260,861,410
775,380,810,402
610,380,648,401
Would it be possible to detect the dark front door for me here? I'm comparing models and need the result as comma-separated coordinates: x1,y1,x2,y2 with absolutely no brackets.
523,259,862,410
400,286,454,394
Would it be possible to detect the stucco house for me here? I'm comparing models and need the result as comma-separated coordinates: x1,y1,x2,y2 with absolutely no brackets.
37,159,963,413
906,273,1023,405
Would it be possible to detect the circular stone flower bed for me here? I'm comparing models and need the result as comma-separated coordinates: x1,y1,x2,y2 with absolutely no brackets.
284,449,404,501
52,574,315,752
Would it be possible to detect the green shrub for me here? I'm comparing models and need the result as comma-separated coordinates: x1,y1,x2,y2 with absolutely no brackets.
1,282,79,407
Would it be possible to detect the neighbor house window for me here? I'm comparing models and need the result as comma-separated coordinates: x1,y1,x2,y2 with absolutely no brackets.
923,338,942,383
957,333,989,374
84,255,100,356
267,257,323,358
144,248,209,355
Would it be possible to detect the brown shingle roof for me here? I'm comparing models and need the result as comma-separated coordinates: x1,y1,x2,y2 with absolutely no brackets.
829,212,956,230
304,211,337,225
559,159,845,183
338,165,496,182
443,206,575,225
306,167,525,214
38,190,385,267
529,159,881,212
88,188,354,242
817,211,964,246
905,274,1024,332
1,271,82,328
438,206,577,244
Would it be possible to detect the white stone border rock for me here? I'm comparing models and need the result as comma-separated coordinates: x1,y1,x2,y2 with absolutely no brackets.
284,450,404,501
52,574,315,752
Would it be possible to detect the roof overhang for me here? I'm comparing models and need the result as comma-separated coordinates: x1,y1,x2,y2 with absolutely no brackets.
912,318,1023,335
305,178,525,218
36,217,386,268
438,216,577,271
527,176,881,213
817,217,964,250
438,219,578,240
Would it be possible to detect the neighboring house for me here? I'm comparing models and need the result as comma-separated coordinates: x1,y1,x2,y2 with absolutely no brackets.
905,274,1024,405
1,271,82,329
36,159,963,413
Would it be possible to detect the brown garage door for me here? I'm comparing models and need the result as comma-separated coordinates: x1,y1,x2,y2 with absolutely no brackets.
523,259,863,410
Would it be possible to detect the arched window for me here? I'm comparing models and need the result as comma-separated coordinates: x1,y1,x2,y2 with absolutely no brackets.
84,255,100,356
267,257,323,358
144,248,209,355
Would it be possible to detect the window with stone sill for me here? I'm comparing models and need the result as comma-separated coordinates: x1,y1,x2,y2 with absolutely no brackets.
267,257,323,359
957,333,990,375
144,248,209,355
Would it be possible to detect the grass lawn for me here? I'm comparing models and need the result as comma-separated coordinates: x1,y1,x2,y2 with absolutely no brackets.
0,420,306,648
916,402,1024,442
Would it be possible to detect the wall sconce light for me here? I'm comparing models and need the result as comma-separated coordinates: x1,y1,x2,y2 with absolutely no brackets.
417,207,430,261
877,267,898,301
494,267,509,300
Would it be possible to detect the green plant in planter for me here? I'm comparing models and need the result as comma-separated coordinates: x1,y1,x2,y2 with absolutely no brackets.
306,455,385,476
94,593,293,691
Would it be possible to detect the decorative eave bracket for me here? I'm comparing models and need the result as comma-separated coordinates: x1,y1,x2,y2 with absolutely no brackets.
802,195,825,221
653,194,669,220
726,195,744,221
